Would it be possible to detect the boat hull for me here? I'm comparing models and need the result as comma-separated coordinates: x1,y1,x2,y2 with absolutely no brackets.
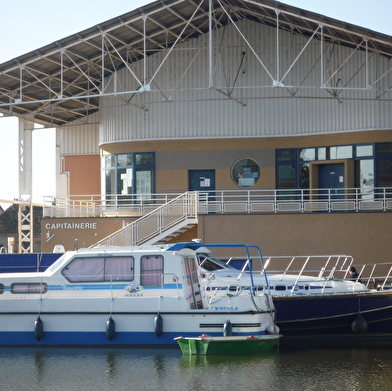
175,335,281,355
0,311,272,346
273,291,392,335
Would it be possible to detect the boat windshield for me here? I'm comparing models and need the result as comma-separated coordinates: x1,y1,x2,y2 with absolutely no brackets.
197,255,236,271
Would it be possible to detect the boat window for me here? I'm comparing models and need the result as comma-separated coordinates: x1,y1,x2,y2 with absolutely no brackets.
198,255,234,271
62,256,134,282
0,284,3,294
274,285,287,291
11,283,48,294
140,255,163,286
105,257,134,281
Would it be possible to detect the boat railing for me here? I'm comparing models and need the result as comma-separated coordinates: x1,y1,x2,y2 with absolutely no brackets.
227,255,392,294
354,262,392,290
265,256,392,292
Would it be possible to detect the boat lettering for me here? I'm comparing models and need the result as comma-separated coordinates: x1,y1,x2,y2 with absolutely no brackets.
211,307,239,311
62,285,83,290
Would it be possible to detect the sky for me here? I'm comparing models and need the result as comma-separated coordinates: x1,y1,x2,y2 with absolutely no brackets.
0,0,391,209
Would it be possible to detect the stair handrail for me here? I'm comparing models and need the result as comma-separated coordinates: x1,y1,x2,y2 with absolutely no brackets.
89,191,198,248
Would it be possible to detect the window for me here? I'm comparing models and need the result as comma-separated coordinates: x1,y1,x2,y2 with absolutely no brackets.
118,154,133,166
118,168,133,196
330,146,352,159
356,145,373,158
277,164,296,188
231,158,260,188
318,147,326,160
102,153,155,200
62,256,134,282
276,143,392,189
357,159,374,200
105,257,134,281
141,255,163,286
300,163,310,189
376,143,392,188
0,284,3,294
377,160,392,187
376,143,392,157
299,148,315,161
277,150,296,161
11,283,47,294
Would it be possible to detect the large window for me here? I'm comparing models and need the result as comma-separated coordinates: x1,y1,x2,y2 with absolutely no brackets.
276,143,391,190
102,153,155,199
62,256,134,282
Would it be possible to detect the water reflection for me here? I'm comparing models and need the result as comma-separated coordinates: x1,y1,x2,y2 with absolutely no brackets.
33,350,45,387
0,344,391,390
105,351,117,384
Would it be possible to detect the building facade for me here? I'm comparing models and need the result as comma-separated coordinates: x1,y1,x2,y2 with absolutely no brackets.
2,1,390,261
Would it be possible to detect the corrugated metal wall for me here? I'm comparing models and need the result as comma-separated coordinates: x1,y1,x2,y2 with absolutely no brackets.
59,112,99,155
97,19,392,144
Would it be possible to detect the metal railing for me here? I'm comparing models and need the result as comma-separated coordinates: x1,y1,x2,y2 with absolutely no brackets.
90,191,198,247
198,187,392,214
226,254,392,292
43,187,392,218
264,255,392,292
43,193,184,218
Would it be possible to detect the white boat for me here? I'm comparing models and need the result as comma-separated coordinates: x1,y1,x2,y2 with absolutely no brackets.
0,243,277,346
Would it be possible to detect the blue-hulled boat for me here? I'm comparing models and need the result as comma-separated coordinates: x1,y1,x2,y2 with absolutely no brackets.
0,243,278,346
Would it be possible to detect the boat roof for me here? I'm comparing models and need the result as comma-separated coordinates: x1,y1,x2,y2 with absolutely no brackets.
168,242,261,252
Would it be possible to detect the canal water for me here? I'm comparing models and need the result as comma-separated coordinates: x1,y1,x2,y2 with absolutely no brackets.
1,339,392,391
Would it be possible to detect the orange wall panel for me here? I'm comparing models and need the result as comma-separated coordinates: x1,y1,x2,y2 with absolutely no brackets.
64,155,100,195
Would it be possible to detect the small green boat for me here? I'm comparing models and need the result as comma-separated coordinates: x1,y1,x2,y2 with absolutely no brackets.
174,334,282,355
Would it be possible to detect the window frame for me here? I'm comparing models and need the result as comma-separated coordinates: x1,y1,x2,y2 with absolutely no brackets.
11,283,48,294
140,255,164,286
62,256,135,283
101,152,155,199
230,157,260,188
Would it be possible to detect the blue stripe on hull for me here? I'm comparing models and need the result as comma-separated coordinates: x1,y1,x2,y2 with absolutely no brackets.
0,330,267,346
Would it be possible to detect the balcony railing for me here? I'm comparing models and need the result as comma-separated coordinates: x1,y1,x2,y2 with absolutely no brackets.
43,187,392,218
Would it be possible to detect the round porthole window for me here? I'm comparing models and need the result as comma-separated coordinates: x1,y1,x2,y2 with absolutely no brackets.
231,158,260,188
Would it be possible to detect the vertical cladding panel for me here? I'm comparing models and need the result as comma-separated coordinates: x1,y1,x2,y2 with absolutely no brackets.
375,57,392,129
99,19,392,145
60,113,99,155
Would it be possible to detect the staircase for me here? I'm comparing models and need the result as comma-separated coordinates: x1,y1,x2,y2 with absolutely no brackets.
90,192,198,247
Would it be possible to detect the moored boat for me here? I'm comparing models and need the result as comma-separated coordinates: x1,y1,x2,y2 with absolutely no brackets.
181,244,392,336
0,242,277,346
224,253,392,336
261,255,392,335
174,334,282,355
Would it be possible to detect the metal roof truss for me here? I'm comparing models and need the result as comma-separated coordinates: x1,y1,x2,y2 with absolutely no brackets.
0,0,391,126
